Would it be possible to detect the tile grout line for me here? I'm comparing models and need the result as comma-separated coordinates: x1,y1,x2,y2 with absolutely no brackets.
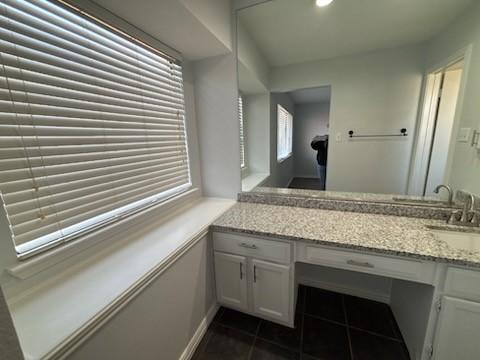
342,295,354,360
246,316,263,360
347,325,405,343
302,311,347,327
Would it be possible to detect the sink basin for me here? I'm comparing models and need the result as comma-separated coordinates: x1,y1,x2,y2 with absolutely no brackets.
429,226,480,251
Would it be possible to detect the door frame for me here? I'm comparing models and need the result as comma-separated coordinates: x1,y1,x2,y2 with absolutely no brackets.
407,44,472,195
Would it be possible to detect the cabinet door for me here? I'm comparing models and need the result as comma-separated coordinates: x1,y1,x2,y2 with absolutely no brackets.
251,259,291,323
434,296,480,360
214,252,248,311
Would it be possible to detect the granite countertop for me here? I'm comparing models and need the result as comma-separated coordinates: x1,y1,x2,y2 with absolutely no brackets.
211,202,480,268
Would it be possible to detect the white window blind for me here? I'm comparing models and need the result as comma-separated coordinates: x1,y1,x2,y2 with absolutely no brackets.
238,94,245,169
277,104,292,162
0,0,191,256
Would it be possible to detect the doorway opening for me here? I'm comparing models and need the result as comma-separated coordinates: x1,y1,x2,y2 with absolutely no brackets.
286,86,331,191
409,58,465,196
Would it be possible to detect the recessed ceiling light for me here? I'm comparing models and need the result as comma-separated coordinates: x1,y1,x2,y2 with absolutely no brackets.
316,0,334,7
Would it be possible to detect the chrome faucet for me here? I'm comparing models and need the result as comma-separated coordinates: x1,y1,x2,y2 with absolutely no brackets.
449,192,480,227
460,193,475,223
434,184,454,205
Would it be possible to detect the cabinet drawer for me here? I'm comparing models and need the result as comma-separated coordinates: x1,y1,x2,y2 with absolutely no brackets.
296,243,436,284
444,267,480,302
212,232,292,264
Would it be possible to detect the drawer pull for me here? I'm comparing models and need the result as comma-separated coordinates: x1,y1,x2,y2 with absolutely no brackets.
239,242,258,250
240,263,244,280
253,265,257,282
347,259,374,268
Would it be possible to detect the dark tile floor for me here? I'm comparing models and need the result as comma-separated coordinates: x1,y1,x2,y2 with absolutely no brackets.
192,286,410,360
288,177,324,191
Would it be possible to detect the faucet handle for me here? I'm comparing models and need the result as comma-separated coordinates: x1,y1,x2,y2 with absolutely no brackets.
470,211,480,227
448,210,462,225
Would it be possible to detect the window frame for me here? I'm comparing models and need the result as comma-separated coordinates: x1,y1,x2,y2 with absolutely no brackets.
276,104,293,163
0,0,198,261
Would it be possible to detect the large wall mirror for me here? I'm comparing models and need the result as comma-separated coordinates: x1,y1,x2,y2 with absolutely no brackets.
237,0,480,204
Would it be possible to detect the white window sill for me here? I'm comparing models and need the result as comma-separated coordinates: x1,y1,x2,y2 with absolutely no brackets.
277,153,292,163
6,189,199,280
241,172,270,192
5,197,235,360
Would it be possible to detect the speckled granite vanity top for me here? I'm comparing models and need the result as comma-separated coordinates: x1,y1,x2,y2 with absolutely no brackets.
211,202,480,268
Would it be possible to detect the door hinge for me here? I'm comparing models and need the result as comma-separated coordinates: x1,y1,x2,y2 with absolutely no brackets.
435,298,442,313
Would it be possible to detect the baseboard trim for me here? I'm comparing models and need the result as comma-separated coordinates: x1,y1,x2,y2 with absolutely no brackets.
298,276,390,304
179,302,219,360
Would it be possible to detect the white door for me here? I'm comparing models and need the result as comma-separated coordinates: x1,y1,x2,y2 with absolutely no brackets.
434,296,480,360
425,67,463,195
251,259,291,323
214,252,248,311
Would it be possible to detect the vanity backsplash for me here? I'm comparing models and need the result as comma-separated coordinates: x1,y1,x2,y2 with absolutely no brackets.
237,189,475,220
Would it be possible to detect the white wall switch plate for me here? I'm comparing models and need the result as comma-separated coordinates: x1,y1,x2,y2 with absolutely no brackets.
336,133,341,142
458,128,471,142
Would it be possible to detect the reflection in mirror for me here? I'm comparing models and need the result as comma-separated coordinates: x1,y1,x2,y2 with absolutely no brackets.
237,0,480,204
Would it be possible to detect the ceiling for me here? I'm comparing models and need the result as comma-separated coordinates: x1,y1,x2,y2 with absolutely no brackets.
239,0,474,67
91,0,231,61
288,86,331,104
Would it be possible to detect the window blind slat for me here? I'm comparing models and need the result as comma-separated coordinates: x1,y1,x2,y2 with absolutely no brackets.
0,77,186,114
0,140,186,158
4,163,189,205
0,100,182,123
0,0,191,254
0,42,183,97
0,13,180,86
9,171,189,222
0,29,183,93
0,113,185,131
238,95,245,168
277,105,293,161
1,152,187,182
2,0,178,70
0,135,185,147
13,178,190,245
1,56,184,103
1,92,185,119
0,5,180,77
0,158,187,194
0,145,186,170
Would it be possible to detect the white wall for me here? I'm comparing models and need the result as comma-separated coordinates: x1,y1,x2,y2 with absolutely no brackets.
193,54,242,198
181,0,232,52
265,93,295,187
68,236,216,360
293,102,330,178
0,287,23,360
425,1,480,196
237,20,269,90
271,45,424,194
244,94,270,175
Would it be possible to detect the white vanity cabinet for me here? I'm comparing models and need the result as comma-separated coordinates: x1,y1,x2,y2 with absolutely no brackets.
251,259,291,322
212,232,294,326
214,252,248,310
433,267,480,360
433,297,480,360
